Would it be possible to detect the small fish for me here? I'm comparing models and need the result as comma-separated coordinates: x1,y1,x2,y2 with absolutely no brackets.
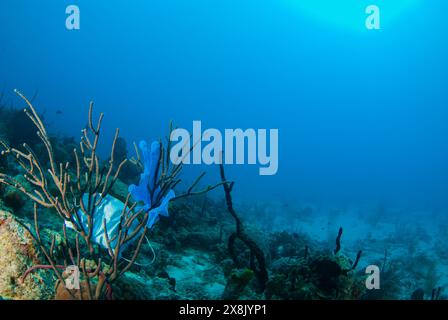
56,110,63,115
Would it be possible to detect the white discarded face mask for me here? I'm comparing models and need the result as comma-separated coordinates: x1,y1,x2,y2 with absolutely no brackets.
65,194,141,254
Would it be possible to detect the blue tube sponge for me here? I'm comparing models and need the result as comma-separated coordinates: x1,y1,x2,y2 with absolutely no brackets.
129,140,175,229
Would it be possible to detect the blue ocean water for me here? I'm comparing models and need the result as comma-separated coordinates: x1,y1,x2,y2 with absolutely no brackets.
1,1,447,226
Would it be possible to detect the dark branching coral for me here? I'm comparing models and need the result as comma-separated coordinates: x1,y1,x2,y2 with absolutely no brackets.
334,227,343,255
219,164,268,292
333,227,362,274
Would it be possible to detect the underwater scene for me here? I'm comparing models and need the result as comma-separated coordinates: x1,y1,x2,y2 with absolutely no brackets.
0,0,447,302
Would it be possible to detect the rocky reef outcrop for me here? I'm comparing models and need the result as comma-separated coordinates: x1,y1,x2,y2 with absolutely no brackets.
0,210,53,300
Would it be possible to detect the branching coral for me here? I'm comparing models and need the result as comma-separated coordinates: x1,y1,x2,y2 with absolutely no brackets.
332,227,362,274
219,164,268,292
0,90,149,299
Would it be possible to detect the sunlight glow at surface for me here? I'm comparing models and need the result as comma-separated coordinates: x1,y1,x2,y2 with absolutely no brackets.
286,0,421,31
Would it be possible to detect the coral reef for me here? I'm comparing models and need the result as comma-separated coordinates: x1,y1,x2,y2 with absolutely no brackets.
1,91,446,301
